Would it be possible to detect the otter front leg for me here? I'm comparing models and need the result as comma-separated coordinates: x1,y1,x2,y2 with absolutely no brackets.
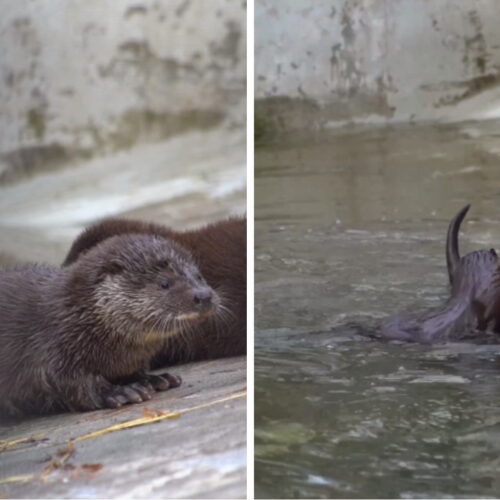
58,373,152,411
118,371,182,392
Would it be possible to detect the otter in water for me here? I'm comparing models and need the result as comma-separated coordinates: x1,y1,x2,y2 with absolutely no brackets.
381,205,500,343
63,217,246,365
0,234,218,417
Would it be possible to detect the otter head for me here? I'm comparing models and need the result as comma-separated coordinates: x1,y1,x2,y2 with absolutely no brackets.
68,234,219,343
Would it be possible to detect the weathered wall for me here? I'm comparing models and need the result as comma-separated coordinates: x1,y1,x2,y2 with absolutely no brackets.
0,0,245,181
255,0,500,132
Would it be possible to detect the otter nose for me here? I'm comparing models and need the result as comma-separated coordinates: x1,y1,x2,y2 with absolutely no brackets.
193,287,213,308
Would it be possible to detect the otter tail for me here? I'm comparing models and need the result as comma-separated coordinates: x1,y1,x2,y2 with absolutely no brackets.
446,204,470,285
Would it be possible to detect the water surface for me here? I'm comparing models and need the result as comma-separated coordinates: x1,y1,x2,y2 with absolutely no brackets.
255,121,500,499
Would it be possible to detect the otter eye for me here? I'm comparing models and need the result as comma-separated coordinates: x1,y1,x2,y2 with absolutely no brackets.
158,260,170,269
159,279,170,290
107,262,124,275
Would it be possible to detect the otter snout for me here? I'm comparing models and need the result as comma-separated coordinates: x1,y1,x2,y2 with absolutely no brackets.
193,287,213,309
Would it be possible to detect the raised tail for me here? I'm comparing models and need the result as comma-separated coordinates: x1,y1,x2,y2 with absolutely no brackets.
446,204,470,285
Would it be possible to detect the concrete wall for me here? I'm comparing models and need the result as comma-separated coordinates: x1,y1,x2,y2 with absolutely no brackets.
255,0,500,132
0,0,245,181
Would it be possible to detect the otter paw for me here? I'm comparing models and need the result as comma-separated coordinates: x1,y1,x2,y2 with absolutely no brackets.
141,372,182,391
129,382,155,400
103,383,152,408
155,372,182,390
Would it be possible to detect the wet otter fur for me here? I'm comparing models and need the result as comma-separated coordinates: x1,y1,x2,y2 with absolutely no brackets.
381,205,500,343
0,234,218,417
63,217,246,365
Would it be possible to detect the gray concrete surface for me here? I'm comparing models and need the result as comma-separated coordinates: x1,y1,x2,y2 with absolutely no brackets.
256,0,500,130
0,357,246,499
0,127,246,266
0,0,246,181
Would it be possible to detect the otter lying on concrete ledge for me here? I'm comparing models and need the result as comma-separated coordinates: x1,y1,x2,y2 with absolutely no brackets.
381,205,500,343
0,234,218,417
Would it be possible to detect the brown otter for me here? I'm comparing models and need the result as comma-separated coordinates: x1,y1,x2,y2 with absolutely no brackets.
0,233,218,417
62,217,246,365
381,205,500,343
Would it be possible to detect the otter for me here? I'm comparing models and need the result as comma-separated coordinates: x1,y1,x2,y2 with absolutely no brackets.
0,233,218,417
380,205,500,343
62,217,246,365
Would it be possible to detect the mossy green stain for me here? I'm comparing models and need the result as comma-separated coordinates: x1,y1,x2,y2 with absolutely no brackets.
26,108,45,140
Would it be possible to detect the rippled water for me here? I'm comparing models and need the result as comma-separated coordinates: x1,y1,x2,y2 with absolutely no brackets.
255,121,500,499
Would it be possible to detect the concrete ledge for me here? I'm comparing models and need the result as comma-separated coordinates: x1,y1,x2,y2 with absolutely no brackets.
0,357,246,499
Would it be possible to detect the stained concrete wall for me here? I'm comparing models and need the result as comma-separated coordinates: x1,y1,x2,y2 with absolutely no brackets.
255,0,500,132
0,0,245,181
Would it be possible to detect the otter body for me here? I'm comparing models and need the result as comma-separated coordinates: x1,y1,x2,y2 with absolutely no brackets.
63,217,246,364
381,205,500,343
0,234,217,417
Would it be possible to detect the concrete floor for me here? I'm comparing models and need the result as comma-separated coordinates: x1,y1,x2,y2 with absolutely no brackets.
0,128,247,499
0,358,246,499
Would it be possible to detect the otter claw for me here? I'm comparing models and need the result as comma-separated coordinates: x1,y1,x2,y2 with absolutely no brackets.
115,394,128,406
130,382,153,400
103,384,151,408
159,372,182,389
145,374,170,391
139,380,155,394
104,395,123,409
140,373,181,391
121,386,144,404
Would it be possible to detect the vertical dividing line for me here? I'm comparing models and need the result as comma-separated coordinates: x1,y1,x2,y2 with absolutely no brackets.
246,0,255,498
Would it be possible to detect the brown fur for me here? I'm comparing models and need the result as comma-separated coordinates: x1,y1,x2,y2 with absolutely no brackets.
63,217,247,365
0,234,218,417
